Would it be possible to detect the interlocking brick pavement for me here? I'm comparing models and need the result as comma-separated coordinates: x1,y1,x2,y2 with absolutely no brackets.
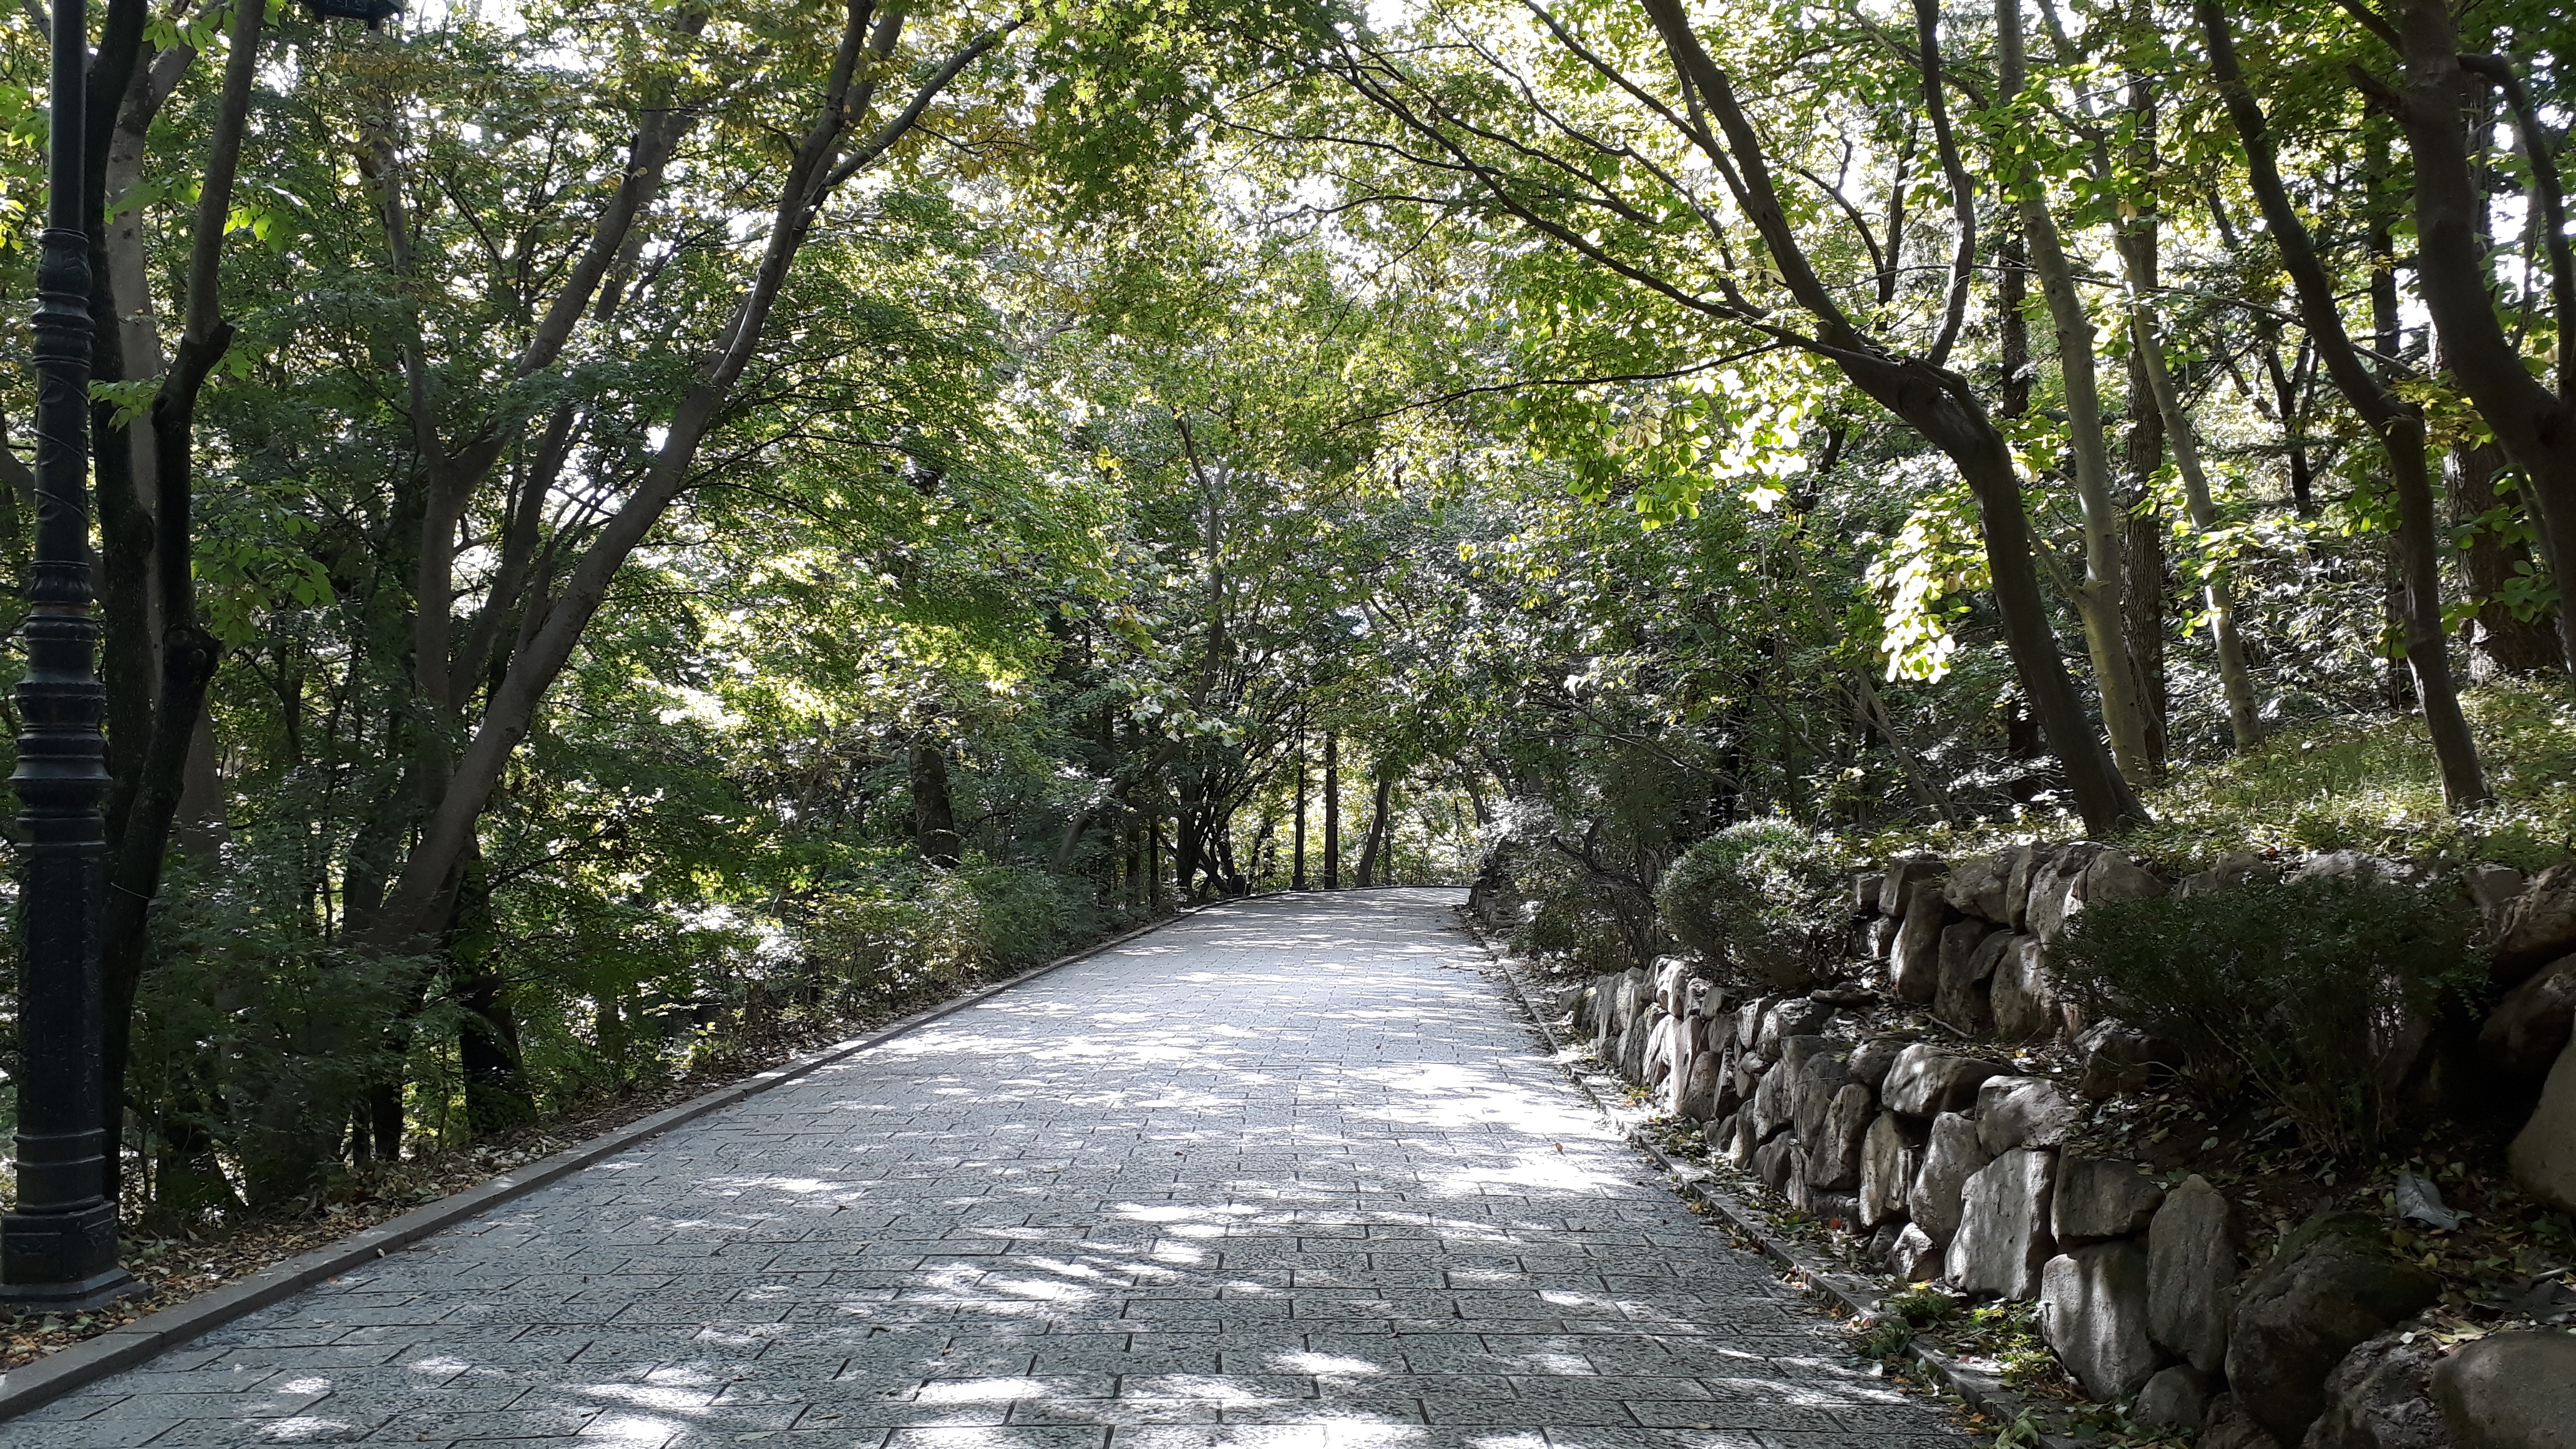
4,889,1968,1448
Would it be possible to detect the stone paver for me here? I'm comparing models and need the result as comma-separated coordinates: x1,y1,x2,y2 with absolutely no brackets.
4,889,1966,1448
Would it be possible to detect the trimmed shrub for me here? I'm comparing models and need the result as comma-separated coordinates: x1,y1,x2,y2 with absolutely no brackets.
1507,846,1655,978
2052,878,2487,1155
1656,819,1845,988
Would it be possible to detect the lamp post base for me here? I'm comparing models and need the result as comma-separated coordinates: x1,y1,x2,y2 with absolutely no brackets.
1,1199,137,1310
0,1265,140,1312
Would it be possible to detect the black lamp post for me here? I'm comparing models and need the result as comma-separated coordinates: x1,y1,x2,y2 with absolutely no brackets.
2,0,137,1309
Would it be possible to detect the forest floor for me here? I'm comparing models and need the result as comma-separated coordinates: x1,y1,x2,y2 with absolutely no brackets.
0,912,1181,1373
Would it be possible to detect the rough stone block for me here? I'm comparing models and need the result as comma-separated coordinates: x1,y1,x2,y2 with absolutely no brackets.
2133,1364,2217,1430
2026,844,2103,944
1755,997,1832,1057
1906,1111,1991,1246
2052,1156,2164,1245
2508,1036,2576,1212
2076,1020,2168,1100
1805,1083,1875,1191
2148,1173,2238,1372
1787,1037,1852,1146
1855,870,1888,916
1675,1046,1722,1121
2494,862,2576,982
2307,1327,2454,1449
1750,1054,1797,1141
1944,851,2015,924
2202,1393,2288,1449
1848,1036,1907,1093
1934,928,2013,1037
1991,935,2061,1043
1880,856,1942,919
2482,955,2576,1089
1976,1075,2079,1154
2038,1241,2161,1399
2224,1212,2440,1443
2003,844,2054,931
1888,1222,1941,1282
1883,1043,2009,1117
1752,1133,1795,1195
1860,1111,1922,1229
1891,878,1953,1003
2430,1329,2576,1449
1946,1146,2057,1300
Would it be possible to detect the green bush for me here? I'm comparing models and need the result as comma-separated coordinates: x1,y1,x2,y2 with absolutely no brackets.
1506,847,1655,977
1656,819,1846,987
2052,878,2487,1156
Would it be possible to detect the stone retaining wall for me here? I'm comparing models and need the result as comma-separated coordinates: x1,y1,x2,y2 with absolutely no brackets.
1558,841,2576,1449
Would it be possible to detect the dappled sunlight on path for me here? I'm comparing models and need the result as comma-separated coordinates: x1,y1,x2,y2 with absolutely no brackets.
1,890,1964,1448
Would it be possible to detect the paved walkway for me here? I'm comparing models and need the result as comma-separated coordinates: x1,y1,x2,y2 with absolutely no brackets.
6,889,1966,1448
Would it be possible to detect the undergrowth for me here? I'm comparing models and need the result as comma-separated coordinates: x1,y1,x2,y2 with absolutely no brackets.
1856,678,2576,873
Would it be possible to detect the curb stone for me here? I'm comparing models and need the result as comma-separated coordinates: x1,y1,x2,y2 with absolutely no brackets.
0,897,1262,1424
1455,912,2086,1449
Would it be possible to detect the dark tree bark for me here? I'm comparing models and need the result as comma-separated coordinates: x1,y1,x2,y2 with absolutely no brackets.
1322,732,1341,889
2125,347,2170,774
1292,721,1309,889
2202,0,2490,809
2384,0,2576,671
909,740,962,867
2449,440,2562,675
1354,771,1395,886
93,0,266,1206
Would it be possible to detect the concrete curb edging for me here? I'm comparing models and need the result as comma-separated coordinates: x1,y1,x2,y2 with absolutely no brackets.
0,900,1248,1423
1455,914,2082,1448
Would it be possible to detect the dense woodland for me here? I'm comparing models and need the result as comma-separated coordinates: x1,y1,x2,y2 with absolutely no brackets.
1,0,2571,1226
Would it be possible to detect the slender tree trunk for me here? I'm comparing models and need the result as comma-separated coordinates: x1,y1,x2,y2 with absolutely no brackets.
94,0,265,1205
449,849,534,1137
2122,258,2263,748
2202,0,2489,809
1612,0,2148,833
2388,0,2576,671
2124,354,2172,771
1322,732,1341,889
1355,771,1394,886
1996,0,2150,786
360,6,1017,956
909,739,961,867
1292,721,1309,890
2451,439,2561,675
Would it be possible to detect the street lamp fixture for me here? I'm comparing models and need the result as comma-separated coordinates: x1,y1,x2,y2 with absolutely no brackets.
2,0,140,1310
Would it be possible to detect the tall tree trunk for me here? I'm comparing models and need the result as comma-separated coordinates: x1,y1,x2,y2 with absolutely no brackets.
449,848,534,1137
1637,0,2147,833
361,6,1018,957
1355,771,1394,886
2122,260,2264,748
2124,351,2172,771
1322,732,1341,889
1995,0,2152,788
2383,0,2576,671
95,0,265,1205
2451,440,2561,675
909,739,961,867
1292,720,1309,889
2202,0,2489,809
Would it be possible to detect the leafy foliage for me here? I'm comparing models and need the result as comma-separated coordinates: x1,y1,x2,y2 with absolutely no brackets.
1656,821,1850,988
2053,879,2490,1154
